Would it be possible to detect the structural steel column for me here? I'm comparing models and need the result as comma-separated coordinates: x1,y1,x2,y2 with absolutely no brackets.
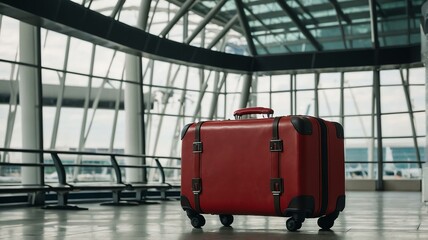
420,1,428,202
269,75,272,108
250,75,258,107
124,0,150,183
290,74,294,115
239,74,252,109
20,22,46,206
373,69,383,190
368,77,375,180
339,72,345,125
369,0,384,191
292,74,297,115
125,55,143,182
19,22,42,186
314,72,320,117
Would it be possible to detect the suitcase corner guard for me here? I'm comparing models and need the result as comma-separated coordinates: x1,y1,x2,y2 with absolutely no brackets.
284,195,315,218
336,195,346,212
290,116,313,135
181,195,193,211
181,123,193,140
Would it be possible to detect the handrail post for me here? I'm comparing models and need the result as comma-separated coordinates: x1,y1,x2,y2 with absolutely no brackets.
50,153,67,186
154,158,166,184
110,155,123,184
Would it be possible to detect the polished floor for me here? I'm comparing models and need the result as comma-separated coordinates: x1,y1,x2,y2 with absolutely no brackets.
0,192,427,239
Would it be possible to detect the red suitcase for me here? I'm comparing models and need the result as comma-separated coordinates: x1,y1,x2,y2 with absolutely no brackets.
180,107,345,231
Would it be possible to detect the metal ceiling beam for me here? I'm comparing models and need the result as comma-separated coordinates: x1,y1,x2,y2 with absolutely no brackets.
234,0,257,56
295,0,319,25
253,36,270,54
328,0,350,48
248,0,415,17
0,78,119,110
110,0,126,19
251,9,364,27
243,4,291,52
253,28,419,51
139,0,152,31
405,0,413,44
254,45,421,73
234,1,271,53
84,0,94,8
0,0,252,72
165,0,243,35
0,0,421,73
406,0,414,17
275,0,323,51
328,0,351,24
207,14,239,50
184,0,227,44
376,1,386,18
335,12,347,49
251,16,416,38
254,2,417,28
369,0,380,49
159,0,198,37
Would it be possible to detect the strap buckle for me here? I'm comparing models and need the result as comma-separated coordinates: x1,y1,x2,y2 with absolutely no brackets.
193,142,203,153
192,178,202,195
270,178,283,196
270,139,283,152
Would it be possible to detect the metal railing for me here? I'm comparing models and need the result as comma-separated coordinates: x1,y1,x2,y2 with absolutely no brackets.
0,147,181,208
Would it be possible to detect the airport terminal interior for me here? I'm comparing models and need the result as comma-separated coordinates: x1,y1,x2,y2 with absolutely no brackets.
0,0,427,239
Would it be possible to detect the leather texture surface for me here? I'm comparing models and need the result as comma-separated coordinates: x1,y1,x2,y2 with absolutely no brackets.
181,116,344,217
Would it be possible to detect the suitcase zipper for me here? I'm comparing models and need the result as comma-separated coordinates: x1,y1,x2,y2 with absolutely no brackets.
315,118,329,216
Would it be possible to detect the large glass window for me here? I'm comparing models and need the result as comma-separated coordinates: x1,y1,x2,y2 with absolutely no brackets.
0,1,425,189
252,68,425,180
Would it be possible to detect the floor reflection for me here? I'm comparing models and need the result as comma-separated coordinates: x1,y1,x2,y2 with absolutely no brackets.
0,192,426,239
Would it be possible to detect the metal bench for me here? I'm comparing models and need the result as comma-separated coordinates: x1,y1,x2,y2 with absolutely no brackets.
0,148,181,209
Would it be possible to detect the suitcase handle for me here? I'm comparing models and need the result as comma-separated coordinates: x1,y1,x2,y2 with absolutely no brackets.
233,107,274,119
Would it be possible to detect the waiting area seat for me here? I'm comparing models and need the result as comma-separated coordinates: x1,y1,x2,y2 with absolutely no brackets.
0,149,181,209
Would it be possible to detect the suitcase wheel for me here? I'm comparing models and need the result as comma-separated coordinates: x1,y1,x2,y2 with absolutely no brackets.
219,214,234,227
190,215,206,228
317,217,334,230
317,211,339,230
286,218,303,232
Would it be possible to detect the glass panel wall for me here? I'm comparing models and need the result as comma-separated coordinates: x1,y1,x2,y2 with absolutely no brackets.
0,2,425,188
252,68,425,180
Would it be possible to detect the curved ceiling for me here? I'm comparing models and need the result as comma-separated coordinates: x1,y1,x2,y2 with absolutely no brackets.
174,0,423,55
0,0,422,73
